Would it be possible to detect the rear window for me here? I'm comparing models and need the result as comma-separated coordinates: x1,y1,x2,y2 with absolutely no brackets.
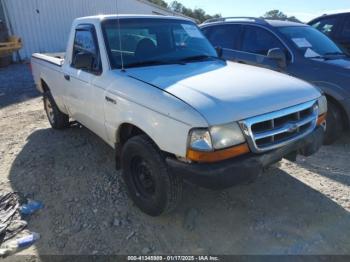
340,17,350,38
311,17,338,36
105,27,157,53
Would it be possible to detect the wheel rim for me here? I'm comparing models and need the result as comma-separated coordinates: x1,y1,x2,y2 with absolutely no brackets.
44,97,55,124
130,156,156,199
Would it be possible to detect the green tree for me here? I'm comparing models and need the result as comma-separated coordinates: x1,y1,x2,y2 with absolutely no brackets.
287,16,302,23
147,0,221,23
170,1,184,13
147,0,168,9
262,9,301,23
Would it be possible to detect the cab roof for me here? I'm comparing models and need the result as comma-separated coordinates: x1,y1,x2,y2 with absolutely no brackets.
201,17,307,28
74,14,193,23
265,19,307,27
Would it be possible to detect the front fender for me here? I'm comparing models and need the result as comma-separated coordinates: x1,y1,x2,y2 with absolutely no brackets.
103,90,207,157
312,81,350,125
311,81,348,102
102,72,208,157
104,104,193,157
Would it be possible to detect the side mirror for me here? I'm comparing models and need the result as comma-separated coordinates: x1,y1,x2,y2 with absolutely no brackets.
267,48,287,68
74,52,94,70
215,46,223,58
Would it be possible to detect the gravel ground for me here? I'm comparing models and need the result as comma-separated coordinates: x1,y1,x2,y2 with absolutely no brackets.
0,64,349,257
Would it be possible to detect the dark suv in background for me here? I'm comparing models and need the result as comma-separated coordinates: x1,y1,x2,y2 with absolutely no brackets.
200,17,350,144
309,12,350,54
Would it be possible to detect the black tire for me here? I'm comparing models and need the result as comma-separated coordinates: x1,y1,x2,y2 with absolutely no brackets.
121,135,183,216
43,91,70,129
324,101,344,145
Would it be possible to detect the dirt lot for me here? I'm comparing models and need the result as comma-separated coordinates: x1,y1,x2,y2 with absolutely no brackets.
0,63,350,257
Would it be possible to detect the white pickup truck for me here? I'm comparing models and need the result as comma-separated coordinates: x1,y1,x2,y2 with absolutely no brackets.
31,15,327,216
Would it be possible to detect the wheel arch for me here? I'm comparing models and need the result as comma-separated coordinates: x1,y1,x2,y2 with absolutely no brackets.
114,122,169,170
40,78,50,93
117,123,151,146
312,81,349,129
324,93,349,129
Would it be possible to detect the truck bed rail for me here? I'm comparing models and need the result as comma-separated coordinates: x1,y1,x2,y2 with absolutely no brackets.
32,53,65,67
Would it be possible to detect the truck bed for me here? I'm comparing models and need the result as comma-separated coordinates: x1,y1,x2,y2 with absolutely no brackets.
32,52,65,66
31,52,66,95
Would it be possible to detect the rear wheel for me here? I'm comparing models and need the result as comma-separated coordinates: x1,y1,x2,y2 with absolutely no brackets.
324,101,344,145
43,91,69,129
121,135,183,216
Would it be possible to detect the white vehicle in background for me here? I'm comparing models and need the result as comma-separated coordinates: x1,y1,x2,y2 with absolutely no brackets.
31,15,327,216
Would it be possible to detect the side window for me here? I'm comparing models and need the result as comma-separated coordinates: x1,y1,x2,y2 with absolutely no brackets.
241,26,286,56
311,17,338,36
202,25,240,50
340,17,350,38
72,26,101,73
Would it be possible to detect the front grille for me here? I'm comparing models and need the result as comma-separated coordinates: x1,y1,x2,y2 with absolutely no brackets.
239,100,318,153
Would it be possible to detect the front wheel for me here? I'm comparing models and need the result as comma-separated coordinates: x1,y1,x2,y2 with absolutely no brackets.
43,91,69,129
121,135,183,216
324,101,344,145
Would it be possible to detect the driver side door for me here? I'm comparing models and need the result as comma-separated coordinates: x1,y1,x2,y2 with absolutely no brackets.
62,24,102,128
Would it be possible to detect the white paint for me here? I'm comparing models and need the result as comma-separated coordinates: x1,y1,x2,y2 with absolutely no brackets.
127,60,321,125
31,15,322,158
2,0,186,60
31,15,206,157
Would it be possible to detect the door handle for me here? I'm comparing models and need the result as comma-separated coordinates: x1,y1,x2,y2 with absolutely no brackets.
64,74,70,81
105,96,117,105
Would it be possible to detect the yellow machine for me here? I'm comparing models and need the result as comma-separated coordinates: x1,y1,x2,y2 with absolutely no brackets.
0,36,22,56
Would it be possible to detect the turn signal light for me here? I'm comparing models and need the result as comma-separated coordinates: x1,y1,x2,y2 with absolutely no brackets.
187,143,250,163
317,113,327,126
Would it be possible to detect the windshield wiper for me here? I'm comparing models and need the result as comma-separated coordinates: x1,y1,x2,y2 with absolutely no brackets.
323,52,346,58
126,60,184,68
309,55,326,59
125,55,220,68
310,51,347,61
179,55,220,63
308,55,334,60
324,51,345,56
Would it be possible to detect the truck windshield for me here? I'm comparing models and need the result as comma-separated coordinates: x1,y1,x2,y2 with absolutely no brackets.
278,26,345,59
102,18,218,69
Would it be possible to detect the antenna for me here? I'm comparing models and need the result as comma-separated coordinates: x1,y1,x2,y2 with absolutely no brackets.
116,0,125,72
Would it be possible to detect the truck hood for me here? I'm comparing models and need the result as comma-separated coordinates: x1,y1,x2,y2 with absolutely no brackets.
127,60,321,126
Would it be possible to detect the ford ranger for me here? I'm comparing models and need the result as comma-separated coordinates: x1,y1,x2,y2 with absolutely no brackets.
31,15,327,216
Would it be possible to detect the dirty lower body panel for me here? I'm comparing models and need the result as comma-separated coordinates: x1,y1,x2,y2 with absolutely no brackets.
167,126,324,189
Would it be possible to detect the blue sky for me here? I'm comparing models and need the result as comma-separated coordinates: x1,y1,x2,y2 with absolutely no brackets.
164,0,350,22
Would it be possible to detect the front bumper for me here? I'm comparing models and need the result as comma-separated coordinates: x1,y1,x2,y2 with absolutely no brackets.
166,126,324,190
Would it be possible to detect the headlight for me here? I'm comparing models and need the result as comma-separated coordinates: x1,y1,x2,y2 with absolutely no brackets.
189,129,213,151
189,122,246,151
210,122,246,149
317,95,327,116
